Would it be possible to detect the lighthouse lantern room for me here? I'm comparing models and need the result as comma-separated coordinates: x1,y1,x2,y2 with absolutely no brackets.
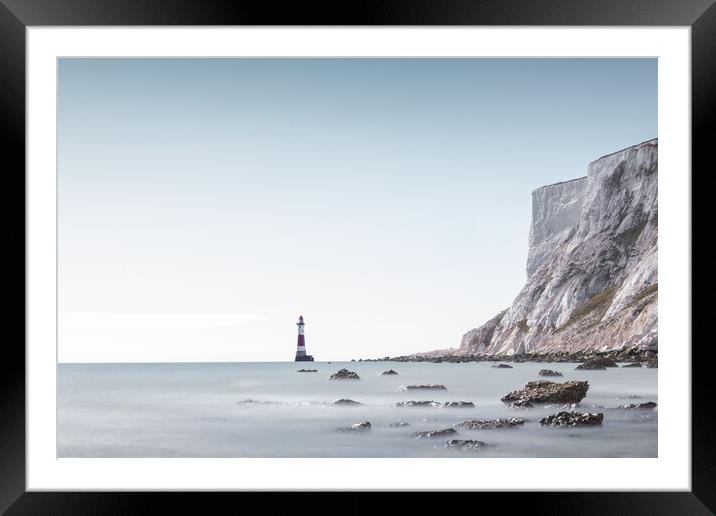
294,315,314,362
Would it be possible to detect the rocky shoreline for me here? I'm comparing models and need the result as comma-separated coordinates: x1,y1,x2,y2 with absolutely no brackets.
356,345,657,367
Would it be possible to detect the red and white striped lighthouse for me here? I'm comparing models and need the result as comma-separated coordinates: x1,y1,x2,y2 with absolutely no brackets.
294,315,314,362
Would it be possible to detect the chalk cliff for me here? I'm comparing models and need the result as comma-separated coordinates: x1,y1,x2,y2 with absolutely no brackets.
460,139,658,355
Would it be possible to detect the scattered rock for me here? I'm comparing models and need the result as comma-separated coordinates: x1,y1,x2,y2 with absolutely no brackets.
575,357,618,370
381,369,399,375
442,401,475,408
334,399,362,406
458,418,526,429
538,369,563,377
501,380,589,405
621,363,642,368
236,399,278,406
492,363,513,369
402,384,447,391
508,400,534,409
330,368,361,380
396,400,437,407
337,421,371,432
297,369,318,373
414,428,458,439
389,421,410,427
619,401,657,410
540,411,604,427
445,439,486,450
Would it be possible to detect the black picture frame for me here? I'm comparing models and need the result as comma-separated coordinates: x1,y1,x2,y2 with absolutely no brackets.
3,1,709,514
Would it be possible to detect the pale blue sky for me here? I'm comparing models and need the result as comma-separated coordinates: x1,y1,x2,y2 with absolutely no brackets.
58,58,656,362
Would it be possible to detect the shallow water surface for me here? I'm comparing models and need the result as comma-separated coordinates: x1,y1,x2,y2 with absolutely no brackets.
57,361,657,457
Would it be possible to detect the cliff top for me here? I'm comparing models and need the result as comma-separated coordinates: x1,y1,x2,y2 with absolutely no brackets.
590,138,658,165
532,176,587,194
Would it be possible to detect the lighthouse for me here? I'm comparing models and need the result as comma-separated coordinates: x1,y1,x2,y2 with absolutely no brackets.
294,315,314,362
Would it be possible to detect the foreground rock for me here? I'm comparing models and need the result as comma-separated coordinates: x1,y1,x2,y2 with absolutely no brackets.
492,363,513,369
622,363,642,368
540,411,604,427
458,418,526,429
334,399,362,406
445,439,487,450
297,369,318,373
501,380,589,405
402,384,447,391
414,428,458,439
539,369,563,377
330,369,361,380
381,369,399,375
337,422,371,432
619,401,657,410
576,357,619,370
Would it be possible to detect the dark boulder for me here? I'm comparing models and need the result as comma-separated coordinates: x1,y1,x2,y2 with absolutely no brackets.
330,368,361,380
297,369,318,372
334,399,362,406
621,363,643,368
381,369,399,375
501,380,589,405
492,363,513,369
538,369,563,377
540,411,604,427
575,357,618,370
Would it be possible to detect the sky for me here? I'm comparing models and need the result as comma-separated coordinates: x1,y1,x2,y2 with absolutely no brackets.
58,58,657,363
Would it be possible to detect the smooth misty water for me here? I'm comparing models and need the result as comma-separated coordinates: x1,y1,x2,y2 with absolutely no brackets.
57,361,657,457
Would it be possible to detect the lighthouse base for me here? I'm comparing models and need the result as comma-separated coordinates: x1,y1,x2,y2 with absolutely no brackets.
295,354,315,362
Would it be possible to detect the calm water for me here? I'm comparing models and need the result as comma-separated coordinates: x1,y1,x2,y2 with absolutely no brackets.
57,361,657,457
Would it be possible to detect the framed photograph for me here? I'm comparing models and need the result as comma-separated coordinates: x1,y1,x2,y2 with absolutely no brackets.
5,0,710,513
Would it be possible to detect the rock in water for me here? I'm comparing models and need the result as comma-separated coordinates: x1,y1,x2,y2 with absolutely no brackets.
389,421,410,427
458,140,658,356
540,411,604,427
297,369,318,373
334,399,362,406
539,369,563,377
492,363,513,369
622,362,643,368
414,428,458,439
396,400,436,407
330,368,361,380
458,418,526,429
619,401,657,410
445,439,487,450
381,369,399,375
402,384,447,391
501,380,589,405
575,357,618,370
337,421,371,432
442,401,475,408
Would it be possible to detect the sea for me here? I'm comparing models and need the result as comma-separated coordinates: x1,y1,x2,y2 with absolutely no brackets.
57,361,657,458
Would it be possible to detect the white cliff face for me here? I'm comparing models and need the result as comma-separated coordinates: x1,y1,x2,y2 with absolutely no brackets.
461,139,658,355
527,178,587,278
